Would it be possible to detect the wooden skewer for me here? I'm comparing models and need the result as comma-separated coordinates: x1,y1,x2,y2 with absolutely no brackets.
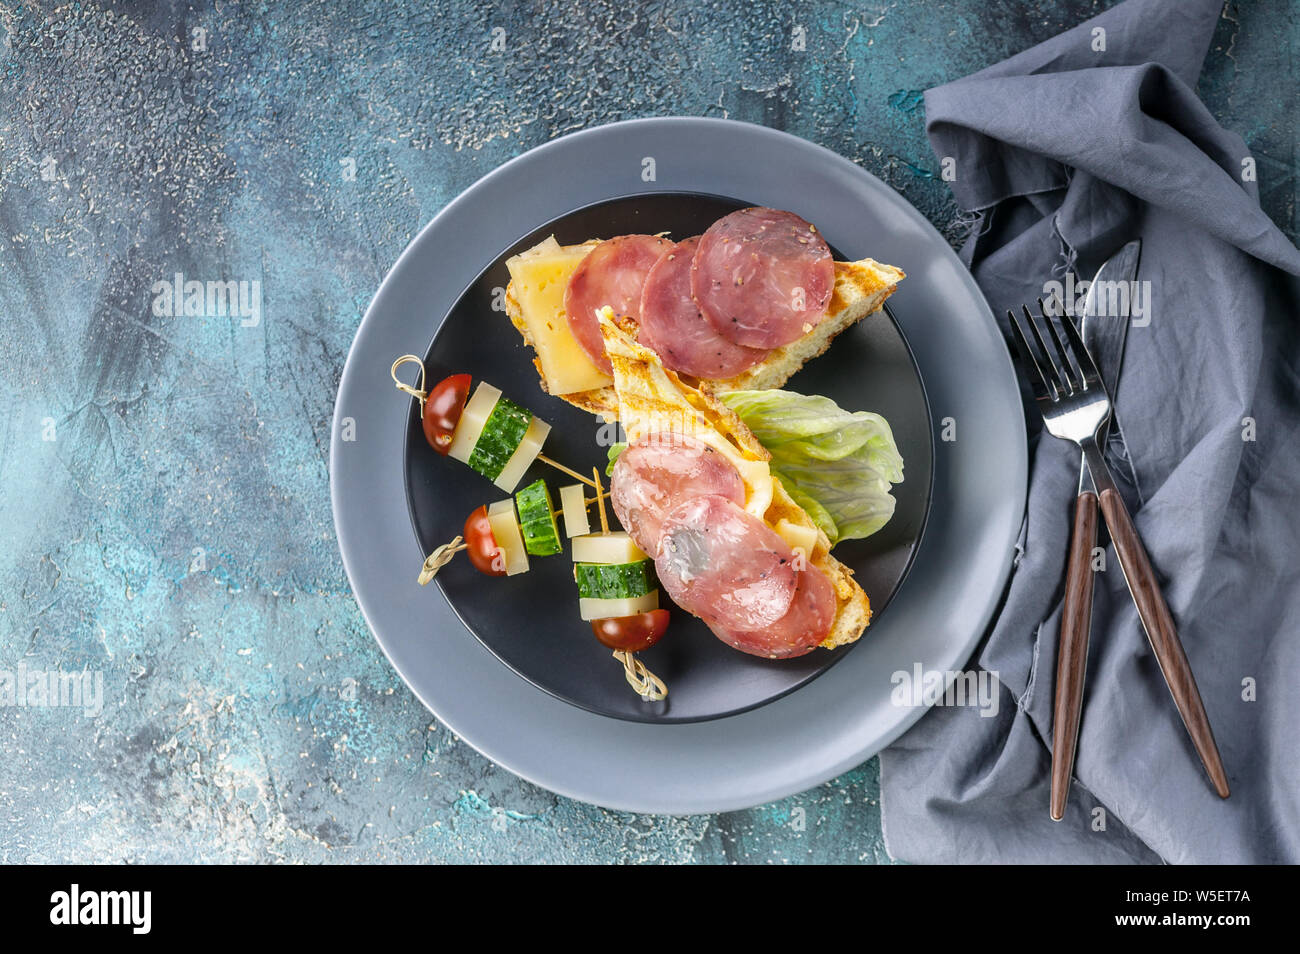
417,537,468,585
589,466,666,701
615,650,667,701
390,355,428,416
388,355,597,492
593,466,609,535
537,454,599,488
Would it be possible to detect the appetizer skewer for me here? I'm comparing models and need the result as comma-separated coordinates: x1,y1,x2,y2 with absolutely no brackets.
390,355,598,491
415,478,605,583
572,467,667,701
392,355,666,701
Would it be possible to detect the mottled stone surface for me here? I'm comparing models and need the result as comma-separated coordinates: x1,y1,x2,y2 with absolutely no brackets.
0,0,1291,863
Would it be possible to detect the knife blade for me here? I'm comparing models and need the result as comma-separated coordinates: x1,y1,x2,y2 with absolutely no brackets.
1079,240,1141,493
1049,239,1141,821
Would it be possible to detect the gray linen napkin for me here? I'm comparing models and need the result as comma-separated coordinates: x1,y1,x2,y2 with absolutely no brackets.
878,0,1300,864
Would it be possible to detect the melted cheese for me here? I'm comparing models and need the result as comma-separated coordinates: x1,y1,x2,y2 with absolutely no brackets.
506,239,613,396
734,457,774,519
774,518,819,558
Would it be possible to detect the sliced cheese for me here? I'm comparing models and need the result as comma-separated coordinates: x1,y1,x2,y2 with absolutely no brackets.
571,531,646,565
486,499,529,576
559,484,590,538
492,415,550,492
578,590,659,622
447,382,502,464
775,518,819,559
506,240,613,396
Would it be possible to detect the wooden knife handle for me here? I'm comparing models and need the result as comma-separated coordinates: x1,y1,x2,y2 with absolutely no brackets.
1051,491,1098,821
1098,488,1231,798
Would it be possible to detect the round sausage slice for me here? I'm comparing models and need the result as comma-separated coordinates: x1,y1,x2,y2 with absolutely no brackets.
564,234,674,374
690,207,835,350
637,236,769,379
610,433,746,555
708,564,837,659
654,494,798,631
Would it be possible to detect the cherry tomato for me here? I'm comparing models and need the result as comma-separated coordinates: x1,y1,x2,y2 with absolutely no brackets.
463,505,506,576
591,609,670,652
423,373,472,454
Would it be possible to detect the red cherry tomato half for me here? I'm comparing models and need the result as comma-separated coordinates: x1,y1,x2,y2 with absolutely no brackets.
423,373,472,454
463,505,506,577
591,609,670,653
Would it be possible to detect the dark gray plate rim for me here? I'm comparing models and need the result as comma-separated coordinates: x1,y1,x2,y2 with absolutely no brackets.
330,117,1027,814
398,189,935,723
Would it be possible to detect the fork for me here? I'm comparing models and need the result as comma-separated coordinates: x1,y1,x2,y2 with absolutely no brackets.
1008,302,1231,801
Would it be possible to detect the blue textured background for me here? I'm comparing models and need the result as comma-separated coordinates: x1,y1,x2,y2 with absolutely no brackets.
0,0,1292,863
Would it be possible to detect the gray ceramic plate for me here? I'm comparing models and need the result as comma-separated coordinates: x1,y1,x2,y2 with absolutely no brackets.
331,118,1027,813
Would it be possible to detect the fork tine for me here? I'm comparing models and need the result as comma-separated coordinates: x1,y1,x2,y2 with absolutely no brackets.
1008,309,1054,402
1057,305,1102,389
1043,288,1067,319
1023,305,1066,397
1043,293,1086,385
1038,299,1081,394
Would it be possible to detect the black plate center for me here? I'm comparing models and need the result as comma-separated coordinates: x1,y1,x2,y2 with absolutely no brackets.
402,193,932,723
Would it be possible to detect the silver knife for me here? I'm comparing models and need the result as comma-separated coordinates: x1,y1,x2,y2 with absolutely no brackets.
1050,240,1141,821
1080,240,1141,495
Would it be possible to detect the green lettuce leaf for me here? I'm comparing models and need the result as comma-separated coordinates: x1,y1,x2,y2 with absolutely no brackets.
718,389,903,545
605,442,627,476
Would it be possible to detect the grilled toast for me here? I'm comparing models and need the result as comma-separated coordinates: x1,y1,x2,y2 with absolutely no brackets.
505,238,904,421
598,312,871,651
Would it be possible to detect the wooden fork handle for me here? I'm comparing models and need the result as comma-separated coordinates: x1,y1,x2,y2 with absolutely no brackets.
1051,490,1098,821
1098,487,1231,798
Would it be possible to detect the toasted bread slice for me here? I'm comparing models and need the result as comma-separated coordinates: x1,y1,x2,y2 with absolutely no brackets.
504,239,904,421
599,313,871,652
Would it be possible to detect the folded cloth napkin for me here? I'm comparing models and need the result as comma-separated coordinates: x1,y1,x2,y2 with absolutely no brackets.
879,0,1300,864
